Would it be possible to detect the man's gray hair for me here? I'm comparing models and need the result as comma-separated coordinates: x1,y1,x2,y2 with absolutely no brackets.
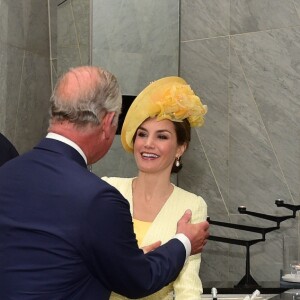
49,66,122,128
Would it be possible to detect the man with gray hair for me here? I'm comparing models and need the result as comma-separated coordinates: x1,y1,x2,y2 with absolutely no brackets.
0,66,209,300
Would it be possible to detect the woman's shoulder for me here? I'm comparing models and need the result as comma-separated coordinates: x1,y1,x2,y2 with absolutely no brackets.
101,176,134,189
173,185,206,207
170,185,207,222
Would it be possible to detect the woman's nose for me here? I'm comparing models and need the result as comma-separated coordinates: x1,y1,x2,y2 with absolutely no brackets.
144,136,154,148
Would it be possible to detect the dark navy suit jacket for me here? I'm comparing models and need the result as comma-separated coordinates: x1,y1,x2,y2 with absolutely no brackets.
0,138,185,299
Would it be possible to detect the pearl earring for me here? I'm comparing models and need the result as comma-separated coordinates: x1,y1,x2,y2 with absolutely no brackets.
175,157,180,167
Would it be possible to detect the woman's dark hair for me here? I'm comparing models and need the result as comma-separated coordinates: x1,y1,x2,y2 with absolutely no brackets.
171,119,191,173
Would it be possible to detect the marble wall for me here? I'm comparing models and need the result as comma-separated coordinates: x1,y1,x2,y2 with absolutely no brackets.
53,0,90,85
180,0,300,288
92,0,179,96
0,0,51,154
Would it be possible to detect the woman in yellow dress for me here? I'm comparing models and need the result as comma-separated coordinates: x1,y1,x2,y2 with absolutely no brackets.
103,76,208,300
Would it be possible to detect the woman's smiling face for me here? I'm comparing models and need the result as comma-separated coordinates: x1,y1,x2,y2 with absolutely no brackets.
133,118,185,174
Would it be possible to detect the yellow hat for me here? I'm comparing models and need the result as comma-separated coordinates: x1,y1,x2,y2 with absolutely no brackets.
121,76,207,152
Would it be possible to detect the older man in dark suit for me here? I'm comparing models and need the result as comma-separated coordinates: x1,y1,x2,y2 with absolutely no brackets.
0,66,209,300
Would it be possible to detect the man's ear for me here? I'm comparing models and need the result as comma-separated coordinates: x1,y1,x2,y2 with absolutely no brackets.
102,112,116,139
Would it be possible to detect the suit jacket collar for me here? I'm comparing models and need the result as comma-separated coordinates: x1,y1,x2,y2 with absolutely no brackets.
34,138,87,169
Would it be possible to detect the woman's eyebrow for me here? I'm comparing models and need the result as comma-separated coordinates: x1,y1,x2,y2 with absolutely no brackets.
138,126,171,134
137,126,147,131
157,129,171,133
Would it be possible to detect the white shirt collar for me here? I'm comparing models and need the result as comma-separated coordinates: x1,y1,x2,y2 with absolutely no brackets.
46,132,87,164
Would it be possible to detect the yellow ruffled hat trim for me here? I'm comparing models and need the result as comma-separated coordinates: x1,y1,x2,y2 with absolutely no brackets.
121,76,207,152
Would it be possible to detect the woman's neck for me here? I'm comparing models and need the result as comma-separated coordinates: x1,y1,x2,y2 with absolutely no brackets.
135,170,173,193
132,172,174,221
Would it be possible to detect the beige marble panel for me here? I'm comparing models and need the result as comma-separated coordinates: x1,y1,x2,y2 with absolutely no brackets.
231,28,300,204
0,0,49,55
72,0,90,47
230,0,300,34
181,0,230,41
0,43,24,147
56,0,90,77
0,0,51,154
180,37,230,205
14,52,51,153
57,1,78,47
229,42,293,214
179,130,226,216
92,0,179,96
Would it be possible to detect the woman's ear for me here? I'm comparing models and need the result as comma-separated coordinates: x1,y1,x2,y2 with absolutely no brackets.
176,143,187,158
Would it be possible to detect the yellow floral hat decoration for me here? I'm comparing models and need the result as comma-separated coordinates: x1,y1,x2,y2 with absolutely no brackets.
121,76,207,152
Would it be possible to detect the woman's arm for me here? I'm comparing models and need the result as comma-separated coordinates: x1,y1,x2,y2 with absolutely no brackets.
173,196,207,299
173,253,202,299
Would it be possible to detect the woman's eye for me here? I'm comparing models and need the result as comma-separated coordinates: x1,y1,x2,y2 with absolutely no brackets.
137,131,147,138
158,134,168,140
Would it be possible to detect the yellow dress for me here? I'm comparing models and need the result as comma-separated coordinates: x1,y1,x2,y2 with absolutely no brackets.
132,219,152,247
102,177,207,300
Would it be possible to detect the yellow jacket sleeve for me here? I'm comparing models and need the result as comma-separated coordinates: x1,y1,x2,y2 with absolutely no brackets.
173,196,206,299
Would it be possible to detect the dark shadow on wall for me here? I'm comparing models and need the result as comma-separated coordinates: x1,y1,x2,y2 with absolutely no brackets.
116,95,136,135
